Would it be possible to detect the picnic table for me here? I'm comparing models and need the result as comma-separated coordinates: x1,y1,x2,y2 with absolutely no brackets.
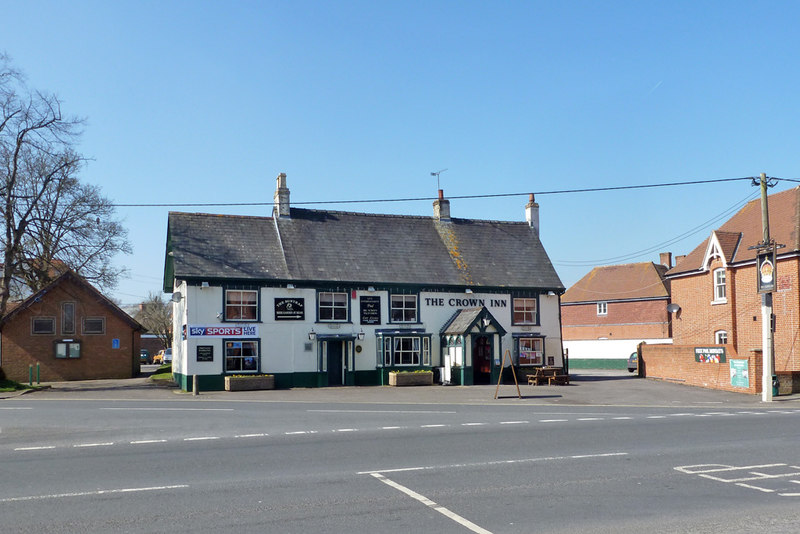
527,366,569,386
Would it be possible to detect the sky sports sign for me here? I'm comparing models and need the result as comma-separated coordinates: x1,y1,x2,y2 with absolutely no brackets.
189,325,258,337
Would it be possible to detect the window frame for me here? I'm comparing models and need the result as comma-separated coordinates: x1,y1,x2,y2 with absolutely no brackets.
224,288,259,322
597,302,608,316
377,333,431,367
512,297,538,325
713,268,727,302
389,294,418,323
61,302,76,335
715,330,728,344
82,316,106,335
224,339,260,374
318,291,349,322
518,336,544,366
32,316,56,335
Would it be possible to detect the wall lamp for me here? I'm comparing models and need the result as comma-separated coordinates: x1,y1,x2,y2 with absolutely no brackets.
308,330,316,341
482,318,491,327
357,329,365,340
667,303,681,314
171,291,183,303
465,288,473,294
201,281,210,289
287,283,296,289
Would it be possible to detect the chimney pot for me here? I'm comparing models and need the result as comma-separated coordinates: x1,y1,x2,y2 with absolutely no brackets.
525,194,539,235
659,252,672,268
433,190,450,221
274,172,290,218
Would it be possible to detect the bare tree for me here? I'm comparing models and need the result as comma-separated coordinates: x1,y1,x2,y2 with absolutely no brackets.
135,292,172,349
0,54,129,312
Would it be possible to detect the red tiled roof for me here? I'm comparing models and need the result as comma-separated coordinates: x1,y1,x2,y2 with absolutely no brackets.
669,186,800,275
562,262,670,303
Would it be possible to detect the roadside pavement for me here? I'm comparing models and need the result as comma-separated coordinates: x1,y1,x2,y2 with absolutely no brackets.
3,369,799,407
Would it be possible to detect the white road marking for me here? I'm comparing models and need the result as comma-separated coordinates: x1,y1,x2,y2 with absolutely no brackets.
285,431,318,435
540,419,568,423
612,417,632,420
500,421,528,425
0,484,189,503
74,442,114,448
101,407,234,412
183,436,220,441
421,424,447,428
462,422,486,426
578,418,603,421
371,473,493,534
131,439,168,444
235,433,267,438
0,407,33,410
358,452,628,476
737,483,775,493
647,416,666,419
14,446,56,451
381,426,402,430
334,429,357,432
308,409,456,414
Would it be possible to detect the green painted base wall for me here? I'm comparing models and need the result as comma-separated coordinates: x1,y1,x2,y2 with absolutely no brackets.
567,358,627,370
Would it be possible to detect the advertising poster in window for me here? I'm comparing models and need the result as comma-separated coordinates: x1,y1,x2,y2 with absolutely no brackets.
730,359,749,388
695,347,726,363
275,298,305,321
360,296,381,325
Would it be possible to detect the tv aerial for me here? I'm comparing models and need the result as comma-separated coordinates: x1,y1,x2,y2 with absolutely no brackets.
430,168,448,191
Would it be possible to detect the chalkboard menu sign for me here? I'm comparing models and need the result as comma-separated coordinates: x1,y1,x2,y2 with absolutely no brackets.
275,298,305,321
196,345,214,362
360,296,381,325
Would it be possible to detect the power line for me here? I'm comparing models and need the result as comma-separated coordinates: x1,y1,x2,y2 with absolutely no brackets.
112,176,765,208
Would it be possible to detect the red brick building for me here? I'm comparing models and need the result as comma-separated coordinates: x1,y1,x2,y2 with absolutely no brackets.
561,257,672,369
0,271,143,382
644,186,800,394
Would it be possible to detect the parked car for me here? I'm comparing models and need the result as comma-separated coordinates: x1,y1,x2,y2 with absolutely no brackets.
139,349,151,364
163,348,172,363
627,352,638,373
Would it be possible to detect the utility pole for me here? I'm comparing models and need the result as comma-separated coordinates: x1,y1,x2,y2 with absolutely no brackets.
753,173,777,402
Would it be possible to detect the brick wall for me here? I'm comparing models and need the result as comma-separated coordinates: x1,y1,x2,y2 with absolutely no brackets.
562,299,670,340
641,343,760,395
1,277,141,382
671,257,799,373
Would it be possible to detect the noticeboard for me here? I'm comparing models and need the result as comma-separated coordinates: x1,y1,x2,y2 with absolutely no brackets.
730,359,749,388
275,298,305,321
196,345,214,362
360,296,381,325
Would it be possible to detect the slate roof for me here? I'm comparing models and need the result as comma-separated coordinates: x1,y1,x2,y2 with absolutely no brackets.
561,262,670,303
669,186,800,276
165,207,563,292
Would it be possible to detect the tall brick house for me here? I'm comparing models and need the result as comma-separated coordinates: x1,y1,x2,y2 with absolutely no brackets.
561,256,672,369
645,186,800,394
0,270,143,382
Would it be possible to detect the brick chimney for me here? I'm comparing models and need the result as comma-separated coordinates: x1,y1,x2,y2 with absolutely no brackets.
525,194,539,235
659,252,672,268
273,172,290,218
433,189,450,221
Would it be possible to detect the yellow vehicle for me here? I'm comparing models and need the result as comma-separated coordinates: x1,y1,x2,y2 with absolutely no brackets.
153,348,171,365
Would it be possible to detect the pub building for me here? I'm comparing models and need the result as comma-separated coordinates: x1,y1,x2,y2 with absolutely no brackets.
163,174,565,391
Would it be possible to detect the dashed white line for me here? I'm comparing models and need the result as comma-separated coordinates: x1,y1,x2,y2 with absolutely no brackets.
578,418,603,421
131,439,168,444
14,446,56,451
462,422,486,426
183,436,220,441
235,433,267,438
613,417,632,420
500,421,529,425
285,431,318,435
421,424,447,428
74,442,114,448
334,429,357,432
540,419,568,423
382,426,403,430
647,416,666,419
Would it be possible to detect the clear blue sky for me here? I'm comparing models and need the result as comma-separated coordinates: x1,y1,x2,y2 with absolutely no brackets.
5,1,799,304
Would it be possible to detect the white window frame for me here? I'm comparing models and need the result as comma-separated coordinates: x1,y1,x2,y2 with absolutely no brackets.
225,289,259,321
715,330,728,344
518,337,544,366
513,297,537,325
390,294,418,323
224,340,260,373
394,337,421,366
713,268,727,303
318,291,348,322
597,302,608,316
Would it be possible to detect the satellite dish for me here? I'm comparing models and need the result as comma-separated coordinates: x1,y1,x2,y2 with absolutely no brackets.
666,303,681,314
171,291,182,303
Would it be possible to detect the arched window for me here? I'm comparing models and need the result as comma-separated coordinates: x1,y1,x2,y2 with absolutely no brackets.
715,330,728,344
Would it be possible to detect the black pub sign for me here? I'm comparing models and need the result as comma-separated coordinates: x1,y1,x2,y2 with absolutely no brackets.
275,298,305,320
360,296,381,325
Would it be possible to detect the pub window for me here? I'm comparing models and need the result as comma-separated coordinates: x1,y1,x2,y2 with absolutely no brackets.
224,340,259,373
83,317,106,335
225,289,259,321
512,297,537,325
394,337,421,366
390,294,418,323
62,302,75,334
319,291,348,322
518,337,544,366
713,268,727,302
55,340,81,359
32,317,56,335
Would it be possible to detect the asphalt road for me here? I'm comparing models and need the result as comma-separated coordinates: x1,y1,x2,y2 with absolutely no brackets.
2,371,799,533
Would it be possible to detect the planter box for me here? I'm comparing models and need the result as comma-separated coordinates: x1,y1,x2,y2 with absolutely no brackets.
225,375,275,391
389,371,433,387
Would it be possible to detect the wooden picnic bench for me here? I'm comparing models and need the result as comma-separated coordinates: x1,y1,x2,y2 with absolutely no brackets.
526,367,569,386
